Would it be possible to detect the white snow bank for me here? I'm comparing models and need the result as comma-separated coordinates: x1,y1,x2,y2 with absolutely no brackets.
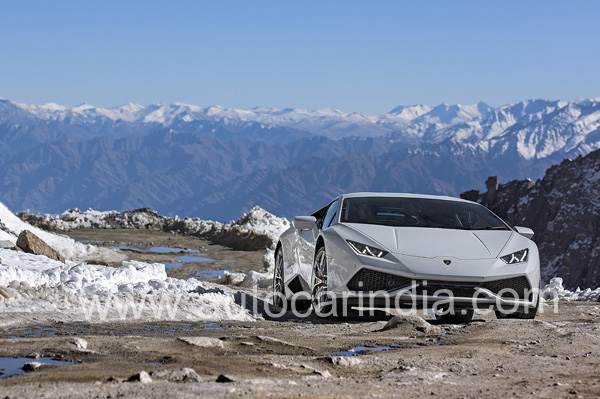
233,206,290,242
19,205,290,275
20,206,289,243
542,277,600,302
0,249,253,322
0,202,122,263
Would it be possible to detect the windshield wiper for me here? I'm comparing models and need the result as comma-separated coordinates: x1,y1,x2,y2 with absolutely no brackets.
471,226,510,230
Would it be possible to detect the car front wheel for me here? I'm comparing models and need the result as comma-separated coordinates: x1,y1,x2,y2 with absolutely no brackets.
272,248,287,312
312,246,334,317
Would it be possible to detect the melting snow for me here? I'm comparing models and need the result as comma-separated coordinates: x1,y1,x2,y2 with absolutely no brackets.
0,203,259,323
0,249,253,323
542,277,600,302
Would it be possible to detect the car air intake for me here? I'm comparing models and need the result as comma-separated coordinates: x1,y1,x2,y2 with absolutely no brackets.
347,268,413,291
347,269,532,300
480,276,532,300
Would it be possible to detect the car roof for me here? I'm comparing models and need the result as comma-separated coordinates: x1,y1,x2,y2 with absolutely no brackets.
340,192,474,204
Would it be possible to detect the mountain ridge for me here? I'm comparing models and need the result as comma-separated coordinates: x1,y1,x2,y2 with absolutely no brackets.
1,97,600,219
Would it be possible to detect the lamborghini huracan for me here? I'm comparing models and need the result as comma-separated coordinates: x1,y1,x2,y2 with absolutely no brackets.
272,193,540,322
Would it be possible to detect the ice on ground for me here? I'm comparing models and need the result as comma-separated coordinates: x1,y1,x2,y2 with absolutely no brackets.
0,202,122,264
0,248,253,323
542,277,600,301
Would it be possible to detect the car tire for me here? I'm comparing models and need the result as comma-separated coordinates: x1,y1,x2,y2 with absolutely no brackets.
272,247,288,312
311,246,335,317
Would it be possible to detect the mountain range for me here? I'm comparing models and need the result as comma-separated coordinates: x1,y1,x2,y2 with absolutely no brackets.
1,97,600,220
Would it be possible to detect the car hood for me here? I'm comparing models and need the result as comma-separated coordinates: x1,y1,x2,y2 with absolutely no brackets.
345,223,513,260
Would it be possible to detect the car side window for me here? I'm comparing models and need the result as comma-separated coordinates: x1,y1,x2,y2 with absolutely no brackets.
322,199,340,229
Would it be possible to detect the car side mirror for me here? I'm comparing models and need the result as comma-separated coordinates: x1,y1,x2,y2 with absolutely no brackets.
294,216,317,231
514,226,534,239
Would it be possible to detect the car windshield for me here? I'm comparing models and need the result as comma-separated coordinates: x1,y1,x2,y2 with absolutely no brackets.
340,196,510,230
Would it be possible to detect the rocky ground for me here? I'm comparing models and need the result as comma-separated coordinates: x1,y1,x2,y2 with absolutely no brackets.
1,230,599,398
1,302,600,398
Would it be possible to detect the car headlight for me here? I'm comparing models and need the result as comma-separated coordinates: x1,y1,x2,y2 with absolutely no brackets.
346,240,388,258
500,249,529,264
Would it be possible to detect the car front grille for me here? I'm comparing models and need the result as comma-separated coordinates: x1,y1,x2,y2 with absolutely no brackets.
347,269,532,300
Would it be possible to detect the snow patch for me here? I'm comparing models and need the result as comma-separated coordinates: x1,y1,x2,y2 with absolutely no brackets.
542,277,600,302
0,249,253,322
0,202,122,264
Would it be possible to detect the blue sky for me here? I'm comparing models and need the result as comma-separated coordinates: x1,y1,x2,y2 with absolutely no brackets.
1,1,599,113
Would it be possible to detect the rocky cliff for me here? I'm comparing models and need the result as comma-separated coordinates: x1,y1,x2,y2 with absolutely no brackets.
462,150,600,289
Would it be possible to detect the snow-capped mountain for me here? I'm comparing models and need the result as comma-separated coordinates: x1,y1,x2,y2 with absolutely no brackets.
3,97,600,158
1,97,600,219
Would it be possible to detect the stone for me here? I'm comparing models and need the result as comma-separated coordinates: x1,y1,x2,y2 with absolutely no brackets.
328,356,362,367
16,230,64,262
177,337,225,349
22,362,41,372
377,315,441,335
0,287,13,299
70,337,88,351
152,367,201,383
127,371,152,383
216,374,234,383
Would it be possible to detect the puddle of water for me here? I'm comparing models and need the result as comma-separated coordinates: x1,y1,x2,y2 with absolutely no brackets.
195,269,228,280
203,322,224,330
0,357,75,379
112,245,215,271
332,344,410,357
113,245,200,254
178,255,213,263
144,359,163,366
149,246,199,254
164,255,215,271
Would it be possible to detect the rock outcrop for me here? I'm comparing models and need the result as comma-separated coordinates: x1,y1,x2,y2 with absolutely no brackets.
16,230,65,262
461,149,600,289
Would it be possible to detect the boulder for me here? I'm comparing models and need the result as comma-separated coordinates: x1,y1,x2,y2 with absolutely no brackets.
177,336,225,349
127,371,152,383
151,367,201,383
16,230,64,262
22,362,41,372
328,356,362,367
216,374,234,383
70,337,88,351
0,287,14,299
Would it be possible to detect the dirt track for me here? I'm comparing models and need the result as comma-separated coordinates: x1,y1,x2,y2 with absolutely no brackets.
1,230,599,398
1,302,600,398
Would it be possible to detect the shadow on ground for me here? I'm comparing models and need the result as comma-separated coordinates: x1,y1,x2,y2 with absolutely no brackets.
234,291,392,323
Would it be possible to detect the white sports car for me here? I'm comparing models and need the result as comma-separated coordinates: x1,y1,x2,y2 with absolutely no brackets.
273,193,540,322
